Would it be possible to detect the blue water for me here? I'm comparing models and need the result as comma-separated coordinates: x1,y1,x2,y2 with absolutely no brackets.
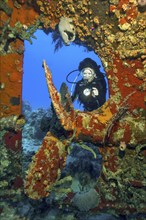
23,30,108,110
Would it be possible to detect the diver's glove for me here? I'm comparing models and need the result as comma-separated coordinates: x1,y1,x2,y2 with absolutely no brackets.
92,87,99,97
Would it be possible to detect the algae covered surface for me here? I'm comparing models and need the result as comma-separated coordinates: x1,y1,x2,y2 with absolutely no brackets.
0,0,146,219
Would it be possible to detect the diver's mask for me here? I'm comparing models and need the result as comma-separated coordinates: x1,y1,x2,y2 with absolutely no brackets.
81,67,96,82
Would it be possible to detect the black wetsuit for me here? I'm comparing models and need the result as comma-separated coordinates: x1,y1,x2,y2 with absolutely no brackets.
72,74,106,111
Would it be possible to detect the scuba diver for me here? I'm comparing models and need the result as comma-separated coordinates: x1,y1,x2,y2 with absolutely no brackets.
67,58,107,111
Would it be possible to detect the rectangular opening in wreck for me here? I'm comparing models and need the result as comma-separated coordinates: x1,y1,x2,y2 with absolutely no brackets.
22,29,109,153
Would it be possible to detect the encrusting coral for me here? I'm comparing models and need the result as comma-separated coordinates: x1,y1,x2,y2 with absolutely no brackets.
24,132,67,199
0,0,146,216
0,115,25,131
24,60,146,201
43,61,145,145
